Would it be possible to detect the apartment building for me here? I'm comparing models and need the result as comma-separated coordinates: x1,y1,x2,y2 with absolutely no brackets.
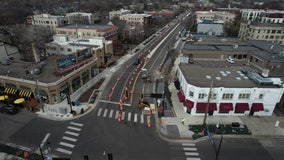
29,12,98,32
56,24,119,40
238,21,284,45
240,9,284,24
177,35,284,116
109,9,132,19
120,14,152,27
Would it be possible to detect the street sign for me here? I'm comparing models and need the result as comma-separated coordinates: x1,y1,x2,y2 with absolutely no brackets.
206,129,214,145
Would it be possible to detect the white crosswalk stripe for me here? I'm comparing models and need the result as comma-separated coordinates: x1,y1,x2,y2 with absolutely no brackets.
134,114,137,122
115,111,119,119
97,108,102,116
96,107,152,124
128,112,131,121
67,126,81,131
183,147,197,151
109,109,114,118
140,115,144,123
62,136,77,142
186,158,201,160
182,143,195,147
65,131,79,137
56,148,72,155
122,111,125,120
60,142,75,148
70,122,83,127
103,109,108,117
57,121,83,155
185,152,199,156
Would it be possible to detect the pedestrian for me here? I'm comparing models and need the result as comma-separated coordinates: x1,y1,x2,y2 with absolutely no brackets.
181,117,185,125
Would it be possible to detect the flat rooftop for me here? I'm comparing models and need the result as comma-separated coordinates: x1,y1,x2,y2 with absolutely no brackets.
179,60,282,88
60,24,114,30
0,55,64,83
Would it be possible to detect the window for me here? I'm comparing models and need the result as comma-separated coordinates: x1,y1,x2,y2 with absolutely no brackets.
258,94,264,99
198,93,206,99
189,91,194,97
238,93,250,99
211,93,217,99
67,48,72,52
222,93,233,100
60,48,64,51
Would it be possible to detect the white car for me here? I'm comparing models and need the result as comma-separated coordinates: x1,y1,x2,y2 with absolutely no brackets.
226,56,235,64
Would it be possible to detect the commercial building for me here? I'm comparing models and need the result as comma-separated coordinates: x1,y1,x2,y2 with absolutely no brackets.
176,35,284,116
197,19,224,36
194,10,236,24
120,14,152,27
240,9,284,24
109,9,132,19
0,34,112,106
238,21,284,45
56,24,119,40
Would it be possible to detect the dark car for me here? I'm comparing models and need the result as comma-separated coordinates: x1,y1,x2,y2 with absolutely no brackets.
0,105,18,115
133,58,140,65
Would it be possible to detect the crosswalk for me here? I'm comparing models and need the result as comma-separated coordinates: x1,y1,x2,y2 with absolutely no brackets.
170,143,201,160
56,122,83,155
97,107,150,124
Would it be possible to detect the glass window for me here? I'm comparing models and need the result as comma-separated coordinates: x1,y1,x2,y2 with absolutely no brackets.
259,94,264,99
222,93,233,100
189,91,194,97
238,93,250,99
198,93,206,99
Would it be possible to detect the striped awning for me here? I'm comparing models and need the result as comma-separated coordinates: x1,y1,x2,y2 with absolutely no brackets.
4,88,17,95
19,90,32,98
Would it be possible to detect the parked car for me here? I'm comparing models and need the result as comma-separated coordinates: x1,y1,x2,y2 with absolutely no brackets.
0,105,18,115
226,56,235,64
133,58,140,65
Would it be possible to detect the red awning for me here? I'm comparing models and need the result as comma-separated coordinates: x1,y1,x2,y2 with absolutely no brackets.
196,103,217,111
251,103,264,111
183,99,194,108
235,103,249,111
219,103,233,111
177,90,185,102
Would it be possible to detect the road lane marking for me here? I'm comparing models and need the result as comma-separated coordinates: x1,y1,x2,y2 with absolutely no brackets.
62,136,77,142
40,133,50,148
109,110,114,118
134,114,137,122
97,108,102,116
99,100,131,106
67,126,81,132
140,115,144,123
183,147,197,151
115,111,119,119
128,112,131,121
185,152,199,156
182,143,195,147
70,122,83,127
103,109,108,117
65,131,79,136
56,148,72,155
122,112,125,120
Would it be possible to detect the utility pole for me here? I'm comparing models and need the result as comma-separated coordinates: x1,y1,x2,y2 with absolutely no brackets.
202,80,213,128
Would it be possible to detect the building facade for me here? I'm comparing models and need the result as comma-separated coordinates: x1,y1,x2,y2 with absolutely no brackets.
238,21,284,45
120,14,152,27
55,24,119,40
178,35,284,116
240,9,284,24
109,9,132,19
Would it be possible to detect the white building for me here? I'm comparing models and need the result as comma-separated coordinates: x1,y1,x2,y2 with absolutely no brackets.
45,34,113,56
109,9,132,19
176,35,284,116
197,19,224,35
120,13,152,27
240,9,284,24
175,64,284,116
